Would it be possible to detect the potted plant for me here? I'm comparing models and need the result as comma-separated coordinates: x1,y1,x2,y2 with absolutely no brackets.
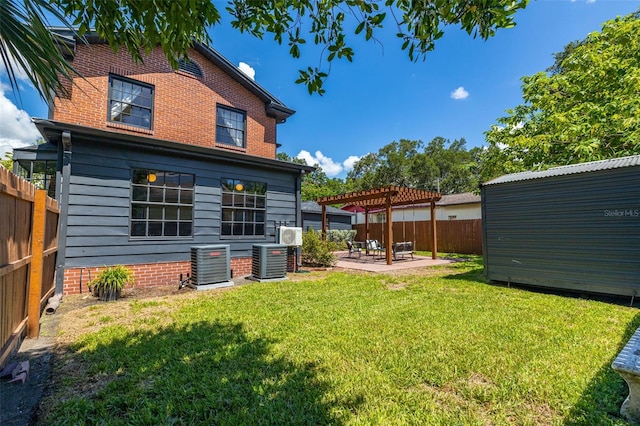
88,265,135,301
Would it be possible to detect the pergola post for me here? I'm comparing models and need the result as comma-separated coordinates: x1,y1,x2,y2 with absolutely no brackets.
321,204,327,240
385,193,393,265
364,207,370,254
430,199,437,259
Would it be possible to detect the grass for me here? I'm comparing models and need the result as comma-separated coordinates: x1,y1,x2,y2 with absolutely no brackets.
41,259,639,425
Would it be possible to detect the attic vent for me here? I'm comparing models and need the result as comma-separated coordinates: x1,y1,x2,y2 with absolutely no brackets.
178,58,203,78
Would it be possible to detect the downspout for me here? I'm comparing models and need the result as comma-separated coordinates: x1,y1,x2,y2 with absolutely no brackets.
54,130,72,295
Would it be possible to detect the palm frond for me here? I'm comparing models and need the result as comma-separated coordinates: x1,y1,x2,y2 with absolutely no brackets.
0,0,80,104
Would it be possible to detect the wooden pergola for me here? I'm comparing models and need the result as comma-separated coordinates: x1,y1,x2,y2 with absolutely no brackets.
317,186,442,265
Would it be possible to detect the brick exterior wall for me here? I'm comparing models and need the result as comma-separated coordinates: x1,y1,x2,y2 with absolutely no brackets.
62,257,253,295
53,44,278,159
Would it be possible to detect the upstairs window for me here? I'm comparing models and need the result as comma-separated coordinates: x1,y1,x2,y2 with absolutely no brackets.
130,169,194,238
108,75,154,129
221,178,266,237
216,106,246,148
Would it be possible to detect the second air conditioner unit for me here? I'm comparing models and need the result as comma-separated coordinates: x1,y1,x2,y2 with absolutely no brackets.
251,244,287,281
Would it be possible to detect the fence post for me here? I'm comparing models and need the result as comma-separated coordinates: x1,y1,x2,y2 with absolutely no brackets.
27,190,46,338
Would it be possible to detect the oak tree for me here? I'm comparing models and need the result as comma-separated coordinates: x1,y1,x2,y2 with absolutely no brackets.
483,11,640,177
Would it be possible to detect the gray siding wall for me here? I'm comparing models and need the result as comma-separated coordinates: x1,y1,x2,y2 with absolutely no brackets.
482,166,640,296
302,213,352,232
65,139,300,267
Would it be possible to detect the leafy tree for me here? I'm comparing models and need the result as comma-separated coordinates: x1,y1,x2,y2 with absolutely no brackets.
276,152,306,165
2,0,528,100
347,139,423,190
277,152,346,200
421,137,478,194
484,11,640,178
345,152,380,191
347,137,478,194
1,152,13,170
301,166,346,201
373,139,422,187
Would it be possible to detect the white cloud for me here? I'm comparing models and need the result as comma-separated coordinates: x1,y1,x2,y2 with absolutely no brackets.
238,62,255,80
296,150,344,177
0,84,41,158
342,155,361,172
0,51,30,84
450,86,469,100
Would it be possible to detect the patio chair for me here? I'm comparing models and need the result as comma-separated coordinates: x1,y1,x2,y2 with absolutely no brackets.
392,241,414,260
346,240,362,258
367,240,384,258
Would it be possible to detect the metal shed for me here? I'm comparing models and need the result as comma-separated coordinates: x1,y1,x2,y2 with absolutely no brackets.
301,201,353,231
481,155,640,297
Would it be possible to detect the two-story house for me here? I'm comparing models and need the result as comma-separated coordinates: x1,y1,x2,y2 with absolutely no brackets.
13,29,313,295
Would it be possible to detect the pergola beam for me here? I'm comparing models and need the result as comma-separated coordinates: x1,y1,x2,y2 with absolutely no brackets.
317,186,440,209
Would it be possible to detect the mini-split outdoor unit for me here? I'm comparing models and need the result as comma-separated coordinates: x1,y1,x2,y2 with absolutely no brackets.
189,245,233,290
278,226,303,246
252,244,287,281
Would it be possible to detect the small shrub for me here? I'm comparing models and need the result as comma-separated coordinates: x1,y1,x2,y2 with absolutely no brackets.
326,229,357,248
301,230,338,267
88,265,135,301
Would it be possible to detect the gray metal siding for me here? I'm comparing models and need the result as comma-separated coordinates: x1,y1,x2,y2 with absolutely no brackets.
482,166,640,296
64,139,300,267
302,212,353,232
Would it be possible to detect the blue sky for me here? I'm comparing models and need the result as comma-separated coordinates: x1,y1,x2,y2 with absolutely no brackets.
1,0,639,177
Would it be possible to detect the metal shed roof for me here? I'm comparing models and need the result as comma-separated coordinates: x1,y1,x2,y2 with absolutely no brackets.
483,155,640,186
302,201,352,216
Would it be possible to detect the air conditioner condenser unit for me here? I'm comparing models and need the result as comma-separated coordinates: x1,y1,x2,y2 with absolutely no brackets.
189,245,234,290
251,244,288,281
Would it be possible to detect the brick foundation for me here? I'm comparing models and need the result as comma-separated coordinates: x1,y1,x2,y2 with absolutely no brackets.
62,257,253,295
287,253,296,272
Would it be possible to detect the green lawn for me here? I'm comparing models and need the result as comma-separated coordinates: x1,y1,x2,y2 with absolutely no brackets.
42,259,639,425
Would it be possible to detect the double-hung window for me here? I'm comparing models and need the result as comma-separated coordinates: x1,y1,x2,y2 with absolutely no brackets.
221,179,266,237
216,106,246,148
108,75,154,129
130,169,194,238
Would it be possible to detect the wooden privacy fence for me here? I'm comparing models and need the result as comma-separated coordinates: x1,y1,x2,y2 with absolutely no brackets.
353,219,483,255
0,167,59,366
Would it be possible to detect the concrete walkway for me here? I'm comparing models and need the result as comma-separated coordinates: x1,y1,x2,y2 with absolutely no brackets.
0,310,60,426
335,251,452,272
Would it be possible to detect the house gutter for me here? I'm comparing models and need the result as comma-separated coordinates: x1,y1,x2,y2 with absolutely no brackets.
32,119,315,175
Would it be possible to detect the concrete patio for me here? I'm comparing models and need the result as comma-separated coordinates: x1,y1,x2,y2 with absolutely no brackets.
334,251,452,273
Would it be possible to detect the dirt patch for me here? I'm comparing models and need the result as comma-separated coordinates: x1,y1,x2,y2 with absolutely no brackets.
408,373,559,425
